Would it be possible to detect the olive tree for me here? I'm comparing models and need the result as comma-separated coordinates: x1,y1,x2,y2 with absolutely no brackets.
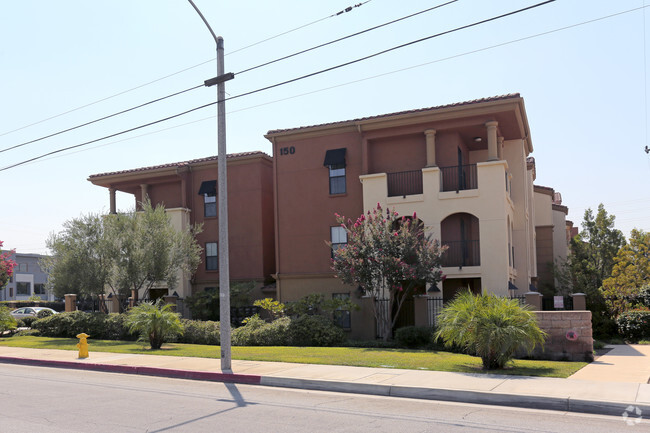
43,200,202,306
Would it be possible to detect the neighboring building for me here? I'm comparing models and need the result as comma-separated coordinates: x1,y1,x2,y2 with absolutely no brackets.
266,94,559,309
88,151,275,300
1,252,52,301
532,179,570,292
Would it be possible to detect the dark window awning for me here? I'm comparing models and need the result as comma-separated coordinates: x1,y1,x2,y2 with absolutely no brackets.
529,284,537,292
508,281,519,291
198,180,216,195
323,148,346,167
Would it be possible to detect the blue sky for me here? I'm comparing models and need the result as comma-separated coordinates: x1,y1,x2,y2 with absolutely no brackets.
1,0,649,254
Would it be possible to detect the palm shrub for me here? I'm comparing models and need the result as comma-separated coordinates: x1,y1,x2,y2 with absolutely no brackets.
0,306,17,333
126,299,183,349
435,291,547,370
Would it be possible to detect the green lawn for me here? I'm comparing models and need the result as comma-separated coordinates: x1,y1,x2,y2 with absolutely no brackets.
0,335,586,378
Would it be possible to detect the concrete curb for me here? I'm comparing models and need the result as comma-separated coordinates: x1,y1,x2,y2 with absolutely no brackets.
0,356,261,385
3,355,649,417
260,376,650,417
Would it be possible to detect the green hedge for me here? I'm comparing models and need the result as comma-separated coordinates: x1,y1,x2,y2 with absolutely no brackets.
616,309,650,343
29,311,349,347
394,326,434,349
32,312,135,341
0,301,65,312
177,319,220,345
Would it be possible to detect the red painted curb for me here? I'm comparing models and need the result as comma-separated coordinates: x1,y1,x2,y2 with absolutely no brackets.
0,356,262,385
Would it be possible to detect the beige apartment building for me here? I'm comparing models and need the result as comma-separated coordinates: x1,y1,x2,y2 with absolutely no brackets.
266,94,570,311
87,94,570,337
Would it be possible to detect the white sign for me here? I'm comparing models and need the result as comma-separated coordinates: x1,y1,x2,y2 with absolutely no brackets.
554,296,564,309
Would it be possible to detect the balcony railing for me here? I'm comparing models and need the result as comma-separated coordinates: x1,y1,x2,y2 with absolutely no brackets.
441,240,480,267
387,170,423,197
440,164,478,192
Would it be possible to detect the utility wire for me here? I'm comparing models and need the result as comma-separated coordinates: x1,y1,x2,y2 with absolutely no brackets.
0,1,373,139
230,0,373,56
22,4,650,168
235,0,458,75
0,84,203,154
0,1,450,155
226,0,555,102
1,0,555,172
0,101,217,172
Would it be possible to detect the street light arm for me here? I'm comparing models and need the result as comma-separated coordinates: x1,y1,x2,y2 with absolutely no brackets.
187,0,219,46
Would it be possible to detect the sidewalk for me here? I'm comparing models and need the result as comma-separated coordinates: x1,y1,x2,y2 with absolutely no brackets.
0,345,649,418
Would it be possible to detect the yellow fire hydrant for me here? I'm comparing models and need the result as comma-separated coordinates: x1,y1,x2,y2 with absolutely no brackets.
76,333,90,359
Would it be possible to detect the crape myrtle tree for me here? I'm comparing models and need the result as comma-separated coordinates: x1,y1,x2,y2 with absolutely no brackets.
330,204,446,341
43,200,202,308
0,241,17,290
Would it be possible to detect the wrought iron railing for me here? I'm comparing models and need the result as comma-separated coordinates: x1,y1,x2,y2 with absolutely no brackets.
387,170,423,197
440,164,478,192
441,240,480,267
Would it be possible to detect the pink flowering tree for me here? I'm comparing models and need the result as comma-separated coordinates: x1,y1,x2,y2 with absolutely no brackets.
330,204,446,340
0,241,17,290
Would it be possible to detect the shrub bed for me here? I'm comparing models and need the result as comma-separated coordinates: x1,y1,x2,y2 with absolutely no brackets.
29,311,348,347
177,319,220,345
0,301,65,312
32,312,135,340
616,309,650,343
394,326,434,349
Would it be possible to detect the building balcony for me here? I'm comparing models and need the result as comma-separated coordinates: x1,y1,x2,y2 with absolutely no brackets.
387,170,423,197
440,164,478,192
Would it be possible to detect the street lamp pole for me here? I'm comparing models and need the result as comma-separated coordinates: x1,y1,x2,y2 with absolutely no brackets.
187,0,234,371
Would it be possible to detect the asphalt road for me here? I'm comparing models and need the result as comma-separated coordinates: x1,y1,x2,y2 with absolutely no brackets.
0,364,645,432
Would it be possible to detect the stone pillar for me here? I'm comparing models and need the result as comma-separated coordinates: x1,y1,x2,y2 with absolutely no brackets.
128,297,134,308
571,293,587,311
424,129,437,167
413,295,430,328
140,184,149,203
109,295,121,314
163,295,178,312
109,187,117,214
525,291,543,311
64,294,77,312
350,296,377,340
497,136,504,160
486,121,499,161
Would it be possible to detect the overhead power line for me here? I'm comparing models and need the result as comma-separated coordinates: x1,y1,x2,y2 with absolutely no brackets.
0,1,455,155
0,0,555,173
235,0,459,75
0,1,373,139
22,4,650,168
0,84,203,155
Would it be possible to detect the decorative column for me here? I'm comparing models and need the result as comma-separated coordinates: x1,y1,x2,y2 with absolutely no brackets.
497,136,504,161
64,294,77,312
571,293,587,311
525,291,543,311
140,184,149,204
486,121,499,161
109,187,117,214
425,129,437,167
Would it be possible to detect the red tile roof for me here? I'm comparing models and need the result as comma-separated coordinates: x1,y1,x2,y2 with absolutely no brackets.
89,151,268,178
266,93,521,134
